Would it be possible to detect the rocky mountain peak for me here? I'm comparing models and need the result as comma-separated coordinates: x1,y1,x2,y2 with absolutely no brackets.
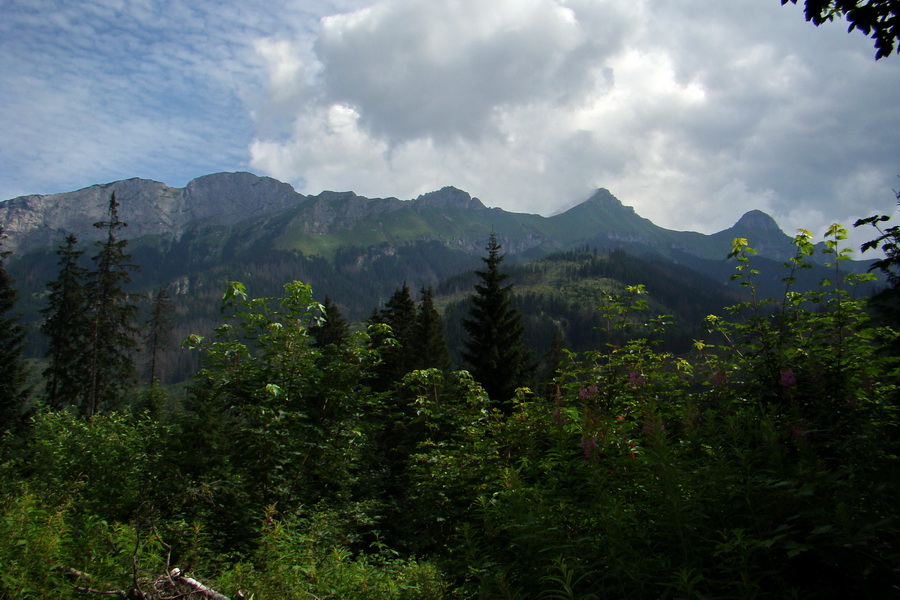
584,188,622,207
733,209,783,234
1,172,831,275
715,209,795,261
182,172,302,226
558,188,637,220
313,191,360,203
415,186,486,211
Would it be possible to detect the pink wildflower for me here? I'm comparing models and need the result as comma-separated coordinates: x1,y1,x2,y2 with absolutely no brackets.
780,369,797,388
628,371,644,388
578,384,599,399
580,436,599,459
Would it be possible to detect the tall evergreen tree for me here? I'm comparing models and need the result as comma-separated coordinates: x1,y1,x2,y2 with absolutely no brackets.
84,193,139,418
310,296,351,350
145,284,174,385
414,286,452,372
462,232,533,403
371,283,419,387
383,282,418,343
0,228,30,432
41,234,90,410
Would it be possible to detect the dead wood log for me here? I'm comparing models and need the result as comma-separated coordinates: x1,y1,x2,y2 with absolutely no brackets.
54,564,244,600
165,568,244,600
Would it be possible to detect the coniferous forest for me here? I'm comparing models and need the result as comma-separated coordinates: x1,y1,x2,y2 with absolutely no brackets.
2,196,900,599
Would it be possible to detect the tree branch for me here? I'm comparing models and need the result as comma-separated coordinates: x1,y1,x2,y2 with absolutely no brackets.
54,564,245,600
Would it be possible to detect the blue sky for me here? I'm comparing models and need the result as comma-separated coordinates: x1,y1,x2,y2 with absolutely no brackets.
2,0,899,243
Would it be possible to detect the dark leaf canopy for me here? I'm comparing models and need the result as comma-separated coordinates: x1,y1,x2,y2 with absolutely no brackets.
0,228,30,430
783,0,900,58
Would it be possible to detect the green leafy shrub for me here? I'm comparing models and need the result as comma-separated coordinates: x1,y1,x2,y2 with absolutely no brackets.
409,229,900,598
4,231,899,599
217,507,447,599
27,410,172,522
178,281,385,551
0,491,70,599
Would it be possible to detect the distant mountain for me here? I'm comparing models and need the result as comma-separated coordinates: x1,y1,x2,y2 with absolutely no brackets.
2,170,878,307
1,172,878,383
0,172,300,256
0,172,831,264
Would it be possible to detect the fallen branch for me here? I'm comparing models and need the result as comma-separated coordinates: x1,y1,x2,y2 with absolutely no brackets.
166,568,244,600
55,565,244,600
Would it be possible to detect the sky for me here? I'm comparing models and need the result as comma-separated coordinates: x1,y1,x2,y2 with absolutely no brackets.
2,0,899,247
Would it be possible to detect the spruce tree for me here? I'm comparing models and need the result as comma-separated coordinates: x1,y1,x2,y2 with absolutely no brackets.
414,286,452,372
140,285,173,417
84,192,139,418
372,283,419,386
310,296,351,350
145,284,174,385
462,232,533,403
0,228,30,432
41,234,90,410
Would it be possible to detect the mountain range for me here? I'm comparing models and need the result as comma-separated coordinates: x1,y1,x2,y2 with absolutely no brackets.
1,171,821,263
0,171,878,382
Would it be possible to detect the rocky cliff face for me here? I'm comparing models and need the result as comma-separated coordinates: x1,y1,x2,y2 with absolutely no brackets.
180,172,302,228
1,178,172,255
0,172,304,255
296,191,407,235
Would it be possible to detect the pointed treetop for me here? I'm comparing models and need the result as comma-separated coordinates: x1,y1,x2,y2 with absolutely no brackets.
462,231,533,404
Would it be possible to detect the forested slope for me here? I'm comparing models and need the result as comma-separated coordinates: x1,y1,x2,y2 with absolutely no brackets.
2,225,899,599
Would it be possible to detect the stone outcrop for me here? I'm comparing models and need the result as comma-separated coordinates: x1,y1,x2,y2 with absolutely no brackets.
0,172,303,255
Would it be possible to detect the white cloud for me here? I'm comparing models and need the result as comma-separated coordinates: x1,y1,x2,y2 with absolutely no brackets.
311,0,622,142
247,0,900,242
2,0,898,251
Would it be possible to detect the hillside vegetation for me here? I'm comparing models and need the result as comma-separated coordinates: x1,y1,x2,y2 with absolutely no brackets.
1,219,899,599
440,247,742,362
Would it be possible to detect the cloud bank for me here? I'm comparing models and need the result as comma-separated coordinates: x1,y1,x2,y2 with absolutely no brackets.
248,0,900,238
2,0,898,243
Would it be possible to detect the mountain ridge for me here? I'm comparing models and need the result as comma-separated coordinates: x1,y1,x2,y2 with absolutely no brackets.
2,171,792,261
1,171,875,321
1,172,880,384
